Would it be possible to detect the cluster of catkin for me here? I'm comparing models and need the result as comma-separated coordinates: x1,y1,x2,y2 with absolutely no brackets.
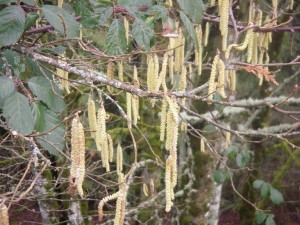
160,96,179,212
57,53,70,93
98,173,127,225
207,54,227,100
70,116,86,197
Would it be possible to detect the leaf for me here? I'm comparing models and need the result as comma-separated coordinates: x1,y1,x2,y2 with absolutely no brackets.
261,182,270,197
270,188,284,205
255,212,268,224
33,103,65,157
28,76,65,113
105,19,127,55
0,0,17,4
24,12,39,31
42,5,80,38
266,215,276,225
131,19,153,50
226,145,238,158
22,0,35,6
118,0,153,7
99,7,113,26
253,180,264,189
0,77,15,107
0,6,26,48
146,5,168,22
178,0,205,24
3,92,34,135
179,11,198,49
213,170,227,184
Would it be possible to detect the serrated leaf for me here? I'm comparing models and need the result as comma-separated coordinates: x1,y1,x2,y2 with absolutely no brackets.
42,5,79,38
179,11,198,49
105,19,127,55
32,102,45,131
261,182,270,197
0,77,15,107
34,104,65,157
266,215,276,225
3,92,34,135
255,212,268,224
253,180,264,189
270,188,284,205
213,170,226,184
178,0,205,23
28,76,65,113
99,7,113,26
131,19,153,50
24,12,39,31
146,5,168,21
0,6,26,48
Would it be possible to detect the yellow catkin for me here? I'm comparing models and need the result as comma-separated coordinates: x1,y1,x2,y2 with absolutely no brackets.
96,106,110,172
272,0,278,23
290,0,294,10
70,116,86,197
79,24,83,40
147,55,155,91
230,70,236,92
88,97,97,139
195,26,203,75
210,0,216,6
204,22,210,47
220,0,229,51
208,55,219,101
156,53,168,92
154,54,159,85
98,191,121,221
118,61,124,82
166,0,173,7
169,56,174,84
0,204,9,225
126,92,132,129
175,29,184,73
217,59,226,98
107,133,114,162
248,2,254,23
200,138,205,153
165,110,174,151
117,143,123,174
160,97,168,141
107,61,114,93
165,156,173,212
114,174,126,225
58,0,63,7
247,30,255,63
124,17,129,45
57,54,70,93
225,131,231,149
131,94,139,126
143,183,149,196
179,65,187,105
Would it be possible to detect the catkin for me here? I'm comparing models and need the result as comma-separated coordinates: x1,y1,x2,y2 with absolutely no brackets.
98,191,121,221
160,97,168,142
57,54,70,93
195,26,203,75
124,17,129,45
0,204,9,225
217,59,226,98
88,97,97,139
147,55,156,91
107,133,114,162
200,138,205,153
117,143,123,174
169,56,174,84
210,0,216,6
204,22,210,47
230,70,236,92
70,116,86,197
126,92,132,129
118,61,124,82
156,53,168,92
166,0,172,7
290,0,294,10
219,0,229,51
143,183,149,196
175,29,184,73
208,55,219,101
107,61,115,93
165,156,173,212
131,94,139,126
58,0,63,7
225,131,231,149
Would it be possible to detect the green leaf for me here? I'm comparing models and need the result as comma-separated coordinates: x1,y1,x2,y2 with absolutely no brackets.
24,12,39,31
213,170,227,184
179,11,198,49
266,215,276,225
0,77,15,107
105,19,127,55
3,92,34,135
261,182,270,197
178,0,205,23
255,212,268,224
22,0,35,6
226,145,238,158
99,7,113,26
0,6,26,48
28,76,65,113
118,0,153,7
253,180,264,189
270,188,284,205
0,0,17,4
146,5,168,22
33,103,65,157
131,19,153,50
42,5,80,38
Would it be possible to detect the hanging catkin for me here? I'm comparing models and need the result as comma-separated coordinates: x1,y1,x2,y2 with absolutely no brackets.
118,61,124,82
88,97,97,139
217,59,226,98
219,0,229,51
124,17,129,45
117,143,123,174
70,116,86,197
126,92,132,129
0,203,9,225
160,97,168,142
208,55,220,101
107,61,115,93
